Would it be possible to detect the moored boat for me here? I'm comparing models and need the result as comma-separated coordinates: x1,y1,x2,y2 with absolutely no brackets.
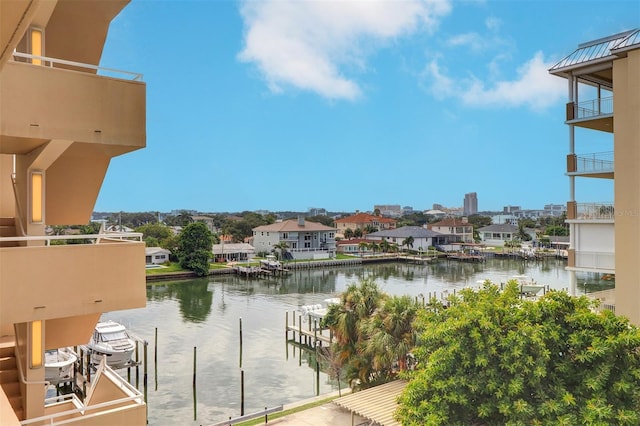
45,347,77,384
87,321,135,368
260,254,282,270
511,275,546,296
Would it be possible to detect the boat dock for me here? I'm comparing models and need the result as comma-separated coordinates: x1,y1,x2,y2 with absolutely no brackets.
233,265,290,277
285,310,333,349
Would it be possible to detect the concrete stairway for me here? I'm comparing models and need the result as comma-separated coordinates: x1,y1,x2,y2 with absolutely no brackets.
0,337,23,421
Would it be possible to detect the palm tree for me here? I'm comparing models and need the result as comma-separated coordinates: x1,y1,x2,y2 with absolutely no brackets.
379,239,391,253
358,241,369,257
344,228,354,239
363,295,419,374
273,241,289,260
322,279,385,387
402,236,414,253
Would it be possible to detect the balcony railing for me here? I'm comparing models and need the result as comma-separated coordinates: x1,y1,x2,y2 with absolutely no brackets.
0,232,142,246
574,203,615,220
574,251,615,271
574,151,614,174
12,51,143,81
569,96,613,120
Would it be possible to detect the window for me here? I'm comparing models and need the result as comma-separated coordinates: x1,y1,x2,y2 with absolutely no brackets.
282,233,288,239
304,234,311,241
304,242,311,248
292,243,297,249
329,232,334,238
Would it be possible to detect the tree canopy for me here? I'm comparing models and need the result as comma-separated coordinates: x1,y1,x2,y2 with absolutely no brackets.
323,279,420,389
176,222,213,276
396,281,640,425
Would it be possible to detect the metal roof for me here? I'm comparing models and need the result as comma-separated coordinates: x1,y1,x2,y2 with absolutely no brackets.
549,29,639,74
333,380,407,426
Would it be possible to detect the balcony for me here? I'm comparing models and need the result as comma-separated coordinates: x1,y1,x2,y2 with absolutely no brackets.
18,359,145,425
568,249,615,272
565,97,613,132
566,202,615,221
566,152,613,178
0,233,146,325
0,53,145,156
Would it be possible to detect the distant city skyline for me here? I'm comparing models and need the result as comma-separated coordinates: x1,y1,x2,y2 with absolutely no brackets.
94,0,633,213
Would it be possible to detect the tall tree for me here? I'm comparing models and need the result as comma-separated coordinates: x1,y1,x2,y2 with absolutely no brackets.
322,279,385,388
176,222,213,276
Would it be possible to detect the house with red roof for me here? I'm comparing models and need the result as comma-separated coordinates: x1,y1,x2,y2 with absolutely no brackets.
427,217,475,243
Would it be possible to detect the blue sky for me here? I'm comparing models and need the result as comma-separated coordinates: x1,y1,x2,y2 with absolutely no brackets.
95,0,638,214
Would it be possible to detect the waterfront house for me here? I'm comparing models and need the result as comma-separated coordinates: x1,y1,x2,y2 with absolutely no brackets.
335,212,397,236
212,242,255,262
0,1,147,424
478,224,519,247
252,217,336,260
145,247,171,265
367,226,447,251
336,238,379,256
427,217,474,243
549,28,640,324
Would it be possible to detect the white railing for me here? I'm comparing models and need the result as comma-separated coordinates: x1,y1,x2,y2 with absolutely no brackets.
575,151,614,174
0,232,143,246
574,96,613,119
11,51,143,81
574,203,615,220
20,359,144,425
575,251,615,270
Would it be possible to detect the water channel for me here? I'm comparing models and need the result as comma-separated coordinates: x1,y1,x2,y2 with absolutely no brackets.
101,258,613,425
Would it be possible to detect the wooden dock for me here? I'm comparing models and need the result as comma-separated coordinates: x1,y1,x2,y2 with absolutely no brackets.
285,310,333,349
447,253,485,262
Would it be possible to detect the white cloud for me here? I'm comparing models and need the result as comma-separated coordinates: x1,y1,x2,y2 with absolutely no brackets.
423,51,566,111
485,16,501,31
238,0,452,101
446,32,489,51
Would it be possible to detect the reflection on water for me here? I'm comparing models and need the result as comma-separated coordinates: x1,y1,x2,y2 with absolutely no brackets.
102,258,611,425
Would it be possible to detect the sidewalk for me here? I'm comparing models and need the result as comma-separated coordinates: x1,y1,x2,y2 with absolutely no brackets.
266,390,367,426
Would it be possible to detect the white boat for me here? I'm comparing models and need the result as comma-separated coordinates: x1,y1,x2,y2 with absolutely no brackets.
511,275,546,296
299,298,341,321
45,347,77,384
87,321,135,368
260,254,281,270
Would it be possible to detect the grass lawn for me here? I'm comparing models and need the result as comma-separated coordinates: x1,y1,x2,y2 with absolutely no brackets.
235,395,341,426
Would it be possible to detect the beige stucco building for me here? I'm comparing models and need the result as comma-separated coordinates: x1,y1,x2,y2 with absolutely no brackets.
549,28,640,325
1,1,147,424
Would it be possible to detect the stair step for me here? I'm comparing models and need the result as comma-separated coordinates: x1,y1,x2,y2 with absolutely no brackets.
1,381,20,398
14,408,24,421
0,355,16,370
0,217,15,226
0,226,16,237
0,368,18,384
8,394,22,410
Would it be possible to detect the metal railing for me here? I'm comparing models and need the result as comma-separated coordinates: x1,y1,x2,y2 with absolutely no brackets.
0,232,143,246
574,96,613,119
575,151,614,173
11,51,143,81
20,358,144,425
574,203,615,220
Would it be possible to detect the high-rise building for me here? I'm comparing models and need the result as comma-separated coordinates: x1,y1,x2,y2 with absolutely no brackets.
463,192,478,216
1,1,147,423
549,28,640,325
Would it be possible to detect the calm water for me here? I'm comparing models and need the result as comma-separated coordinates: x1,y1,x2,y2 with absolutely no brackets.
101,258,612,425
